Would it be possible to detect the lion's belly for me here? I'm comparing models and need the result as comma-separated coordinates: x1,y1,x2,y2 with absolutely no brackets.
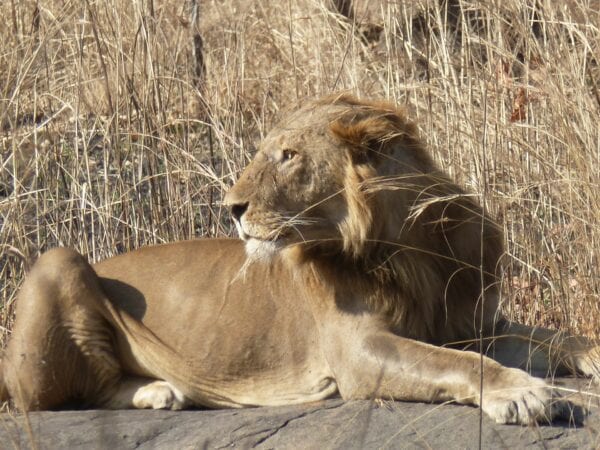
170,361,339,408
95,239,338,408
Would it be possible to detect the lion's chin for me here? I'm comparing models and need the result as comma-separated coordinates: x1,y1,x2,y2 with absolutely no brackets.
244,238,282,262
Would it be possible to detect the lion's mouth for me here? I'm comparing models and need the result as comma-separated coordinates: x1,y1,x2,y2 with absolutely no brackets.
236,228,284,245
233,220,289,260
235,220,288,244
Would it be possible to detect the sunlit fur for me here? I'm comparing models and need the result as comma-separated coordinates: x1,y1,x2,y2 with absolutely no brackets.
3,95,598,427
226,93,503,344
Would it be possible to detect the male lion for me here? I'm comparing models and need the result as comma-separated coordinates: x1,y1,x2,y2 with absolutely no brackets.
0,94,598,425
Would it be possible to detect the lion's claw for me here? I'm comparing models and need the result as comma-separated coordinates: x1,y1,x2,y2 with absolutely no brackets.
482,369,559,425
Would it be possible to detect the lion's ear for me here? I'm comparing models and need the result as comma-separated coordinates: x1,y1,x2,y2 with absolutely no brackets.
330,110,419,165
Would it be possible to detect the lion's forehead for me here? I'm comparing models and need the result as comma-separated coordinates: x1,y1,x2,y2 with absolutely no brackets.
262,125,333,154
266,103,352,141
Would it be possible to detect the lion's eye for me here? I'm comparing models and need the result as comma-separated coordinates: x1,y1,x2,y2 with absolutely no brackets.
281,149,298,162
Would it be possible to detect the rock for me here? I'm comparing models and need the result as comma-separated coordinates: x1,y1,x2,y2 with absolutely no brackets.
1,394,598,449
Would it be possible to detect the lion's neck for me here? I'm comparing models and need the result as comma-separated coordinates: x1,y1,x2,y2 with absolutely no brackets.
295,247,432,338
292,243,478,345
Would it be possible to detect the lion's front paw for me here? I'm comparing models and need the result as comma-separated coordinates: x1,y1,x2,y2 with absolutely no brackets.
482,368,563,425
132,380,187,410
575,346,600,381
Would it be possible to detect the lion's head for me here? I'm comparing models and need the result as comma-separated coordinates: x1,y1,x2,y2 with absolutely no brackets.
224,94,439,261
225,94,503,340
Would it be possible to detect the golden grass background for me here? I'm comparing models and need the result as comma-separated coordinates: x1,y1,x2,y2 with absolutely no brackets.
0,0,599,346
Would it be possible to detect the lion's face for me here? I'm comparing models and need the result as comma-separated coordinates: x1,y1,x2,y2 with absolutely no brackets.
225,94,429,260
224,102,350,259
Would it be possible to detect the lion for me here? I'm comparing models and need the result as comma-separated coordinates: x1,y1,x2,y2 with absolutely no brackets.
0,94,598,425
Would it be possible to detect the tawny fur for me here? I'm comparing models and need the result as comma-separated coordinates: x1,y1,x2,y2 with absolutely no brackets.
1,94,598,426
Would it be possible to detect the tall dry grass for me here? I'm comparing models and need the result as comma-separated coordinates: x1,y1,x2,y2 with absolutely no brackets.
0,0,599,347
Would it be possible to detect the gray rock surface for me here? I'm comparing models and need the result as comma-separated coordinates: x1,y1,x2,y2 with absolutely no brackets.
2,394,600,450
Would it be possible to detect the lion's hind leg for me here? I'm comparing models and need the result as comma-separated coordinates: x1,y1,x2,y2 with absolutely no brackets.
2,248,122,410
101,377,189,410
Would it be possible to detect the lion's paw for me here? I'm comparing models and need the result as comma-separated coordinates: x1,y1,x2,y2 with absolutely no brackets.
482,368,564,425
132,380,187,410
575,346,600,381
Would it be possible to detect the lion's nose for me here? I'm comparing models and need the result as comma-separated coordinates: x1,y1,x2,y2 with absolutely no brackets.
230,202,249,222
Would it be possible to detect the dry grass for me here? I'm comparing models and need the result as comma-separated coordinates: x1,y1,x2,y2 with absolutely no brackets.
0,0,599,347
